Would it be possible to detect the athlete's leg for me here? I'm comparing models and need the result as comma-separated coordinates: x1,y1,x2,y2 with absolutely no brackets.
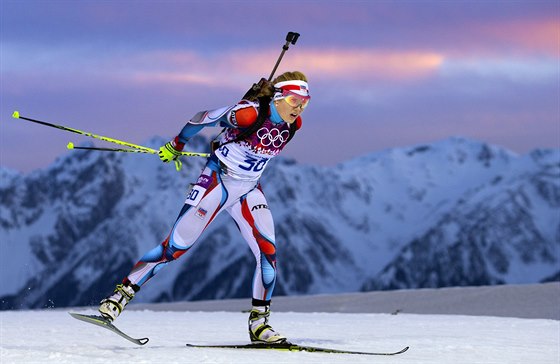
228,184,277,303
229,185,286,343
99,169,230,321
126,170,229,288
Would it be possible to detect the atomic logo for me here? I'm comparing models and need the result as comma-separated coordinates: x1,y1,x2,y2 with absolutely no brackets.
251,204,269,211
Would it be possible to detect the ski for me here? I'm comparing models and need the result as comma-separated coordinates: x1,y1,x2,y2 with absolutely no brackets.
69,312,149,346
186,342,409,356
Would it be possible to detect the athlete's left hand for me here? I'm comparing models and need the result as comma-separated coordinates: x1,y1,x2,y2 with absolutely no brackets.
158,141,182,163
158,140,185,171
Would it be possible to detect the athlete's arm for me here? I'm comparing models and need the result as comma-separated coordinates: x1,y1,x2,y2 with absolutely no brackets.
176,102,259,145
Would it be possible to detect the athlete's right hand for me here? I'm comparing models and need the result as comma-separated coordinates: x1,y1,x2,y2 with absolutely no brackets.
158,141,183,163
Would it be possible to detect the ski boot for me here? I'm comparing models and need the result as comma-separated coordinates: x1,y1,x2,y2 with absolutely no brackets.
98,283,137,322
248,305,287,344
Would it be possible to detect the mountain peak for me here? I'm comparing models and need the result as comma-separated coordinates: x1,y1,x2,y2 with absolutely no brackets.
1,137,558,309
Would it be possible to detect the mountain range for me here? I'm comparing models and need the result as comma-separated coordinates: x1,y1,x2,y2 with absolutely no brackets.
1,136,558,309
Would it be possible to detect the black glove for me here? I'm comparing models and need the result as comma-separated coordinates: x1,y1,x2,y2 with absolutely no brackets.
242,78,275,100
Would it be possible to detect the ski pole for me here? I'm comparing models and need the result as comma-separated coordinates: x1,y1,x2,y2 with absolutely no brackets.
67,143,186,171
12,111,156,152
66,142,153,154
13,111,209,157
66,142,210,158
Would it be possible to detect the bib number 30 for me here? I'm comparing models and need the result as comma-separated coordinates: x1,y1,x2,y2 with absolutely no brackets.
239,155,269,172
185,184,205,206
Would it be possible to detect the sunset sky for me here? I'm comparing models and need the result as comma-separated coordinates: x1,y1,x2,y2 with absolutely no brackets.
1,0,559,172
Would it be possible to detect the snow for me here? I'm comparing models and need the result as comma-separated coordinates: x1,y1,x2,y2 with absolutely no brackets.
2,284,559,364
1,310,557,364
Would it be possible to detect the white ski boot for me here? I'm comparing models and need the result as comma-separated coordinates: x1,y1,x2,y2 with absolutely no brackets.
248,306,287,344
98,284,136,322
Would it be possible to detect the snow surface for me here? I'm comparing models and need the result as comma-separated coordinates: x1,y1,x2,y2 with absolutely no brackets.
1,310,558,364
2,284,559,364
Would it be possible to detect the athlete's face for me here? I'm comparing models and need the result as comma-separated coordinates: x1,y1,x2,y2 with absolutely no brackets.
274,96,307,124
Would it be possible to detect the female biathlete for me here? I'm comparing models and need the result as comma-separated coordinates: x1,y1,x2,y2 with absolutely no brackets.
98,71,311,344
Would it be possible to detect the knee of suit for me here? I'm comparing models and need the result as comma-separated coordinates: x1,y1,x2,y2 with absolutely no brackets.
141,238,190,262
164,241,189,261
139,244,165,262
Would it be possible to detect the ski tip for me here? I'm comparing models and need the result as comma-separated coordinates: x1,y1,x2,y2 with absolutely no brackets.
12,111,20,119
67,142,75,150
139,338,150,345
68,312,83,319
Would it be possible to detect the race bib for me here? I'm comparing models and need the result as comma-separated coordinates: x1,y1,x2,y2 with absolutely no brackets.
185,174,213,207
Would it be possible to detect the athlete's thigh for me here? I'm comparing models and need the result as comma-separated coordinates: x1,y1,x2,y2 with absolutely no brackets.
229,186,276,255
171,176,227,249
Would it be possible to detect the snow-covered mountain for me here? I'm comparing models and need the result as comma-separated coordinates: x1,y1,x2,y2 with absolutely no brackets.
1,136,558,309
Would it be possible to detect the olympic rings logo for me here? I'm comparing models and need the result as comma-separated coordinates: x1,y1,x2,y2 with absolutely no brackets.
257,127,290,148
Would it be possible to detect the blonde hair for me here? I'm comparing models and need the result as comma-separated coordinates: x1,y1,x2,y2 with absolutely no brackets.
272,71,308,85
249,71,308,100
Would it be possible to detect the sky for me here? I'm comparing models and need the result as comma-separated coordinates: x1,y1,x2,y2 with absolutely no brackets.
1,0,559,172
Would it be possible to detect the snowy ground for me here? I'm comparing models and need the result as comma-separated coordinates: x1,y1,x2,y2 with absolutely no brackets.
1,310,558,364
1,284,559,364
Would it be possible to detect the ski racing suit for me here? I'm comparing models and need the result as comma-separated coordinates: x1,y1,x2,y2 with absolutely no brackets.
123,99,301,304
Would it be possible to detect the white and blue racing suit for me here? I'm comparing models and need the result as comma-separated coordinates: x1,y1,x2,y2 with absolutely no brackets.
123,100,301,305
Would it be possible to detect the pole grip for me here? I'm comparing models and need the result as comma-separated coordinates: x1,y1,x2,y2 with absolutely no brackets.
268,31,300,81
286,32,300,45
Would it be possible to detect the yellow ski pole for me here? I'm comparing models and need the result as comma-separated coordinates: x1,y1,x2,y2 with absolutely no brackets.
66,142,209,158
13,111,209,171
66,143,208,157
12,111,156,152
66,142,154,154
66,142,191,171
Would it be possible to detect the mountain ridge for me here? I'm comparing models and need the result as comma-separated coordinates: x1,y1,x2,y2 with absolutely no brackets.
1,136,558,309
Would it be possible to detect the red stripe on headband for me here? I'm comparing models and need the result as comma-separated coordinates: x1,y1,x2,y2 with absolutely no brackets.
279,85,302,91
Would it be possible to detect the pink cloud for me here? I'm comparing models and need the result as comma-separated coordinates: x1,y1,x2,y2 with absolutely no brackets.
128,71,221,87
225,49,445,81
487,19,559,56
120,48,446,88
286,49,445,81
448,18,560,57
